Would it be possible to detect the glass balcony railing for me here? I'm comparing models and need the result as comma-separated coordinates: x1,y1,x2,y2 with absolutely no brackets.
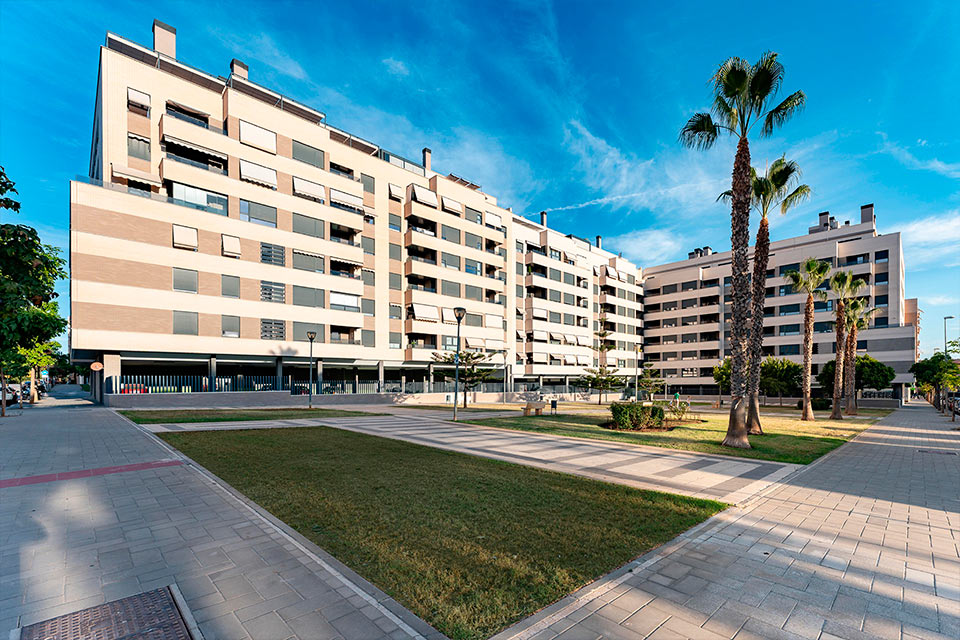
73,174,227,216
166,108,209,129
165,152,226,175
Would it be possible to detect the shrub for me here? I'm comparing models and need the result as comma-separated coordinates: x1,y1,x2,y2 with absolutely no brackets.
609,402,664,430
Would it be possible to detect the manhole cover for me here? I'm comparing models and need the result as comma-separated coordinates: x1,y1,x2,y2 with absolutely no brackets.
917,449,958,456
20,587,193,640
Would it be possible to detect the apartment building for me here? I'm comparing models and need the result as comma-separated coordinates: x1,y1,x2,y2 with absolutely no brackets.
69,21,642,397
641,205,919,398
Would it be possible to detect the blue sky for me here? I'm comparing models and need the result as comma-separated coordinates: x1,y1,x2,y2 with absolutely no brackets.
2,0,958,355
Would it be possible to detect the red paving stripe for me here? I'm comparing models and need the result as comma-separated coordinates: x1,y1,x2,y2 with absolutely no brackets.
0,460,182,489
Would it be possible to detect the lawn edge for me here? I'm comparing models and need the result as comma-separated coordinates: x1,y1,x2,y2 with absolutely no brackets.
118,408,387,424
110,409,448,640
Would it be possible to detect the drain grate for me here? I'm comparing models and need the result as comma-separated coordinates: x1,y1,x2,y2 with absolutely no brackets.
20,587,192,640
917,449,958,456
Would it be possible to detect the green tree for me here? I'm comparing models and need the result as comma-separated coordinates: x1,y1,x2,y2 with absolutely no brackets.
576,316,625,404
784,259,831,421
910,352,959,413
720,157,810,434
842,298,875,415
817,355,896,397
680,53,805,448
431,350,498,409
635,362,664,400
827,271,866,418
759,357,802,406
713,357,732,394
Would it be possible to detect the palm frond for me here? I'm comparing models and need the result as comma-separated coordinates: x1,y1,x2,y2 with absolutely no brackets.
713,57,751,100
679,112,721,150
749,51,784,110
716,189,733,203
711,94,737,130
780,184,811,215
761,90,806,137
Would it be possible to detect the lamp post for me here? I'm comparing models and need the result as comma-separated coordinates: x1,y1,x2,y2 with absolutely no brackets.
945,316,955,356
306,331,317,409
453,307,466,421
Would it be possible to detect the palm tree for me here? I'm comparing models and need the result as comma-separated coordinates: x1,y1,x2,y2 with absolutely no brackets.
843,298,875,416
827,271,866,419
720,157,810,435
679,53,805,448
785,259,831,421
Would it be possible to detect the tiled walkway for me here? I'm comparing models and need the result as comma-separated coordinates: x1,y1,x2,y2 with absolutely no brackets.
493,403,960,640
149,414,799,504
0,396,444,639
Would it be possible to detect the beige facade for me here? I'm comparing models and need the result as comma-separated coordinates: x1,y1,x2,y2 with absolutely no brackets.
70,22,641,393
642,205,919,397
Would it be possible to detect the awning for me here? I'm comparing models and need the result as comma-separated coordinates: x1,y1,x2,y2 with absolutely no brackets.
411,303,440,322
485,314,502,328
163,135,227,160
605,265,617,278
577,355,591,365
172,224,197,250
168,100,209,118
593,265,601,276
411,184,438,207
221,234,241,258
564,355,577,365
532,330,548,341
486,211,502,227
330,292,360,307
441,196,463,214
576,335,592,346
112,164,161,187
564,334,577,344
442,308,457,323
388,183,404,200
531,353,548,363
127,87,151,108
466,337,485,348
239,119,277,154
330,316,364,328
487,339,506,350
331,220,362,234
330,256,363,267
549,354,562,362
515,307,524,316
330,188,363,209
239,159,277,188
515,330,524,340
562,251,575,263
293,176,326,201
549,332,564,341
532,308,548,320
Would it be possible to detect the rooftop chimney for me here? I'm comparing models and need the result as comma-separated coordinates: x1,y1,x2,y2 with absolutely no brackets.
703,246,713,256
860,203,875,225
152,19,176,58
422,148,431,172
539,211,547,227
230,59,248,79
595,235,602,249
818,211,829,228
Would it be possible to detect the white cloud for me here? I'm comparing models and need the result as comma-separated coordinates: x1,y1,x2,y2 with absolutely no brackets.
923,295,959,306
382,57,409,77
878,133,960,179
210,30,307,80
606,228,684,266
898,209,960,268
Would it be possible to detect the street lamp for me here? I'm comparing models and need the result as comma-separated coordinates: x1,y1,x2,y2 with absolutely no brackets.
453,307,466,421
945,316,955,356
306,330,317,409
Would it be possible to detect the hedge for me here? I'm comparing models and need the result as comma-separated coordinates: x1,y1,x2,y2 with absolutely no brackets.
609,402,665,430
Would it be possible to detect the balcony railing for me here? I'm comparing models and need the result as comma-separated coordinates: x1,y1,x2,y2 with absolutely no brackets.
73,175,227,216
166,107,209,129
165,152,226,175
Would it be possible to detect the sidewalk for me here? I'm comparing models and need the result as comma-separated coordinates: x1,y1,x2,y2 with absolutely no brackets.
0,404,443,639
494,402,960,640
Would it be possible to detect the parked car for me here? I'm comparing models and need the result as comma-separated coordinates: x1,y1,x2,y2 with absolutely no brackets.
2,386,20,404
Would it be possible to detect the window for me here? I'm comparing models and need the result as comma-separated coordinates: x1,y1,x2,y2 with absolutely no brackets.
172,224,198,250
442,335,458,351
814,321,833,333
292,250,323,273
465,259,481,275
549,268,561,282
549,311,561,324
389,332,402,349
465,206,482,224
779,324,801,336
875,271,889,284
221,315,240,338
779,263,800,276
361,236,375,255
516,241,524,253
442,253,460,270
361,298,375,315
173,311,198,335
779,285,793,297
389,273,402,290
389,304,402,319
221,275,240,298
389,214,402,231
260,318,285,340
549,289,561,303
441,225,460,244
292,213,324,238
360,173,375,194
170,182,227,213
516,284,524,298
362,330,375,347
361,269,375,286
221,234,241,258
465,313,483,327
875,250,889,263
260,281,285,303
874,316,889,327
465,285,482,301
681,298,697,309
292,140,324,168
564,272,575,286
172,268,198,293
779,304,801,316
464,232,481,250
682,280,698,291
814,300,834,312
292,285,324,308
127,87,150,116
438,280,460,297
564,313,575,326
293,322,323,342
239,120,277,153
876,294,889,307
564,293,575,306
241,200,278,227
662,284,678,294
390,243,402,261
127,134,150,160
330,292,361,312
259,242,285,266
779,344,800,356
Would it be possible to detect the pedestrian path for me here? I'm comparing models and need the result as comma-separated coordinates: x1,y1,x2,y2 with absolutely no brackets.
146,413,799,504
0,406,444,639
493,402,960,640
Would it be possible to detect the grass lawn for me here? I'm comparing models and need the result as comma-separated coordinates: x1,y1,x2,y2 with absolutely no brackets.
393,404,501,412
464,413,879,465
159,427,724,640
119,407,379,424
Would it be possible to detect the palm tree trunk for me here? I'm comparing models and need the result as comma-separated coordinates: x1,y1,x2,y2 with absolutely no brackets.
844,328,857,415
746,217,770,436
830,301,846,419
722,136,752,449
801,294,816,421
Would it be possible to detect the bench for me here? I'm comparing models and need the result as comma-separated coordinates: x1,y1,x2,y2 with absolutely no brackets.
523,401,547,417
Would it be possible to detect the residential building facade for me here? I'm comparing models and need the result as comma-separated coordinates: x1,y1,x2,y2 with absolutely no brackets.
641,205,919,398
69,22,642,398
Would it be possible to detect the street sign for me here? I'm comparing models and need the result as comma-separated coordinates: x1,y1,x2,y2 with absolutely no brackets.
41,370,48,376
